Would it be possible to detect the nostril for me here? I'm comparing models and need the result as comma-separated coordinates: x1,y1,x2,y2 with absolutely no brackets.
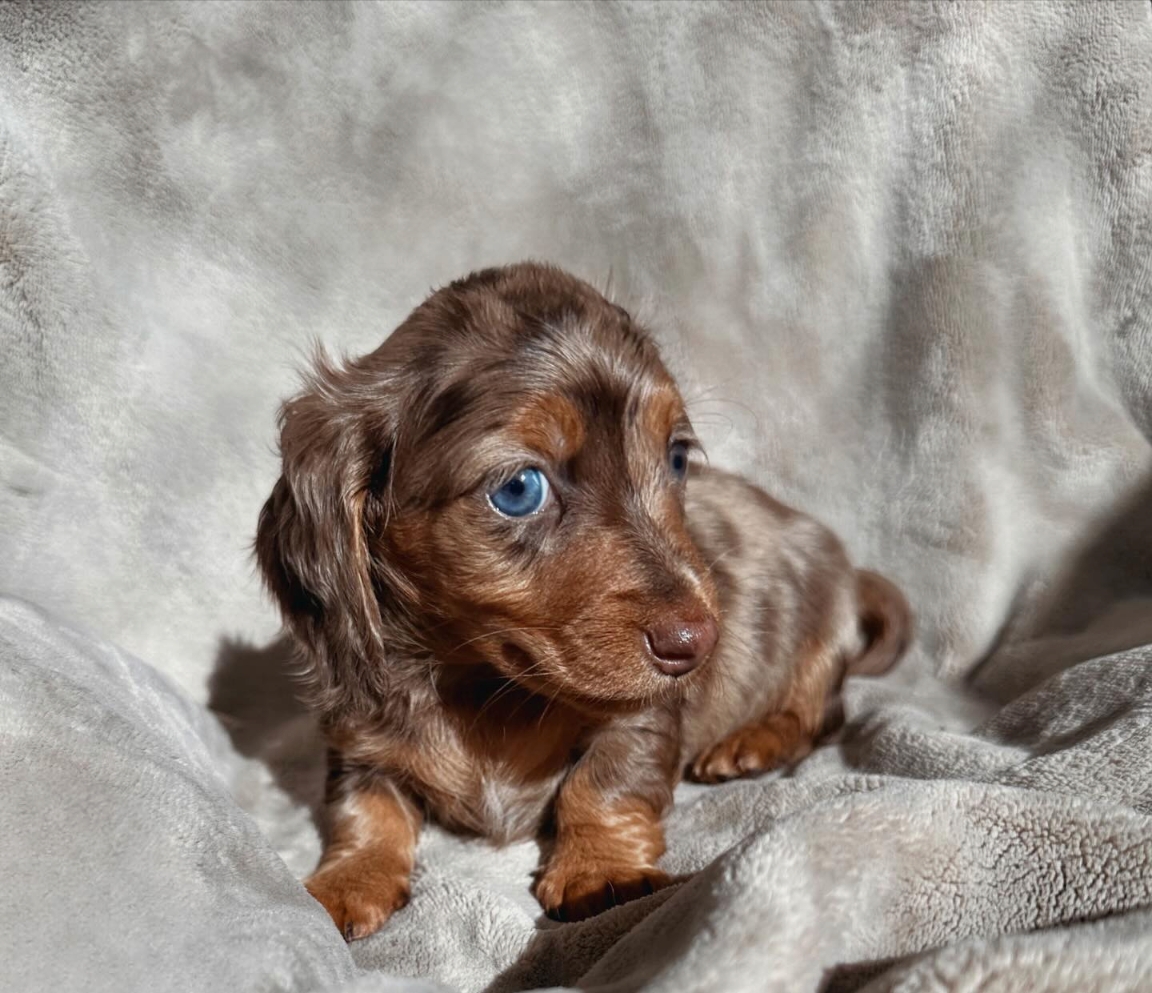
644,616,720,676
645,626,696,661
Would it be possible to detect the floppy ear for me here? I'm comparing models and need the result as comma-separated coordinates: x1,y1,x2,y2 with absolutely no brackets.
255,357,395,721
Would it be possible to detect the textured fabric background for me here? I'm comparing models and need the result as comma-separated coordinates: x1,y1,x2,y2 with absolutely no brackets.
3,2,1152,991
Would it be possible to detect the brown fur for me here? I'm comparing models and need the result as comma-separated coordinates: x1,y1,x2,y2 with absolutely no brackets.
255,262,912,937
306,758,422,941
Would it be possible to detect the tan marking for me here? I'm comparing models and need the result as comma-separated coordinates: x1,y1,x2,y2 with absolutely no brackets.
640,382,686,443
511,394,586,463
536,796,671,921
306,782,422,941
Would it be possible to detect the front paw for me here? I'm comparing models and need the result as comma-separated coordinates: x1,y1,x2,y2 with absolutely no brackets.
535,862,671,922
305,861,411,941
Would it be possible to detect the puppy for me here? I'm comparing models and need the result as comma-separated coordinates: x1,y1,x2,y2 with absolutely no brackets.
256,262,911,939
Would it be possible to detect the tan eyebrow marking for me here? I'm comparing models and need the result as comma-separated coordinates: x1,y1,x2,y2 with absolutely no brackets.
510,394,587,463
641,383,688,442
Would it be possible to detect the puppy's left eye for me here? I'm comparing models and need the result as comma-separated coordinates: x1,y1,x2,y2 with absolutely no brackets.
669,441,690,481
488,467,551,518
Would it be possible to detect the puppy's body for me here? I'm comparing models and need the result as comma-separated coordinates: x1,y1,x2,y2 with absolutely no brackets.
256,263,911,938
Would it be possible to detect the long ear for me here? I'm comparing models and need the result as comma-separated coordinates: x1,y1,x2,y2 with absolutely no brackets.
255,356,393,721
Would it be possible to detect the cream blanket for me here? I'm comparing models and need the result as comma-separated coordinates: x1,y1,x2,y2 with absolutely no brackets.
3,2,1152,990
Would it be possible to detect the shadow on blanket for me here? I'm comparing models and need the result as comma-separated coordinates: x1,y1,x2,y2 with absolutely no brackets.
209,633,328,833
972,469,1152,703
1026,469,1152,637
482,882,907,993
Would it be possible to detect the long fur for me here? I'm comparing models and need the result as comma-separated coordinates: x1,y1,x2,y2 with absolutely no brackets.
255,262,912,936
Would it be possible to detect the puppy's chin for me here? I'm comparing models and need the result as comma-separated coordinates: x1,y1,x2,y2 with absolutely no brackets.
493,640,683,715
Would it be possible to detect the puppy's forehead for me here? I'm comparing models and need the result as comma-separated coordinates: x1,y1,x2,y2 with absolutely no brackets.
401,328,680,496
506,313,682,440
510,393,587,462
392,274,690,503
507,373,683,462
416,298,676,427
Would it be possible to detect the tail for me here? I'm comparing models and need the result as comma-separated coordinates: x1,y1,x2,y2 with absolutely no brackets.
849,569,913,677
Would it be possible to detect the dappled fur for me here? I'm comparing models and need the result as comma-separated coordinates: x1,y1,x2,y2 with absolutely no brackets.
256,262,911,936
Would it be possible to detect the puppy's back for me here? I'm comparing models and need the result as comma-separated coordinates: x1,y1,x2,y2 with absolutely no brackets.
680,467,901,763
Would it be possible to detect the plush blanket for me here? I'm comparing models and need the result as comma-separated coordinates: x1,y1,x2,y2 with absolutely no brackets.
3,1,1152,990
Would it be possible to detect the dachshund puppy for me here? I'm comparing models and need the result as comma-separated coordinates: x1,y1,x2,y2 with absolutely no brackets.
256,262,911,939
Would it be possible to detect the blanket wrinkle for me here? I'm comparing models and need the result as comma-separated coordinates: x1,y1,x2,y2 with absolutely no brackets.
4,2,1152,991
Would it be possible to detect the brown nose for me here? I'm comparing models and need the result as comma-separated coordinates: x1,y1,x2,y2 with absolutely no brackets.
644,615,719,676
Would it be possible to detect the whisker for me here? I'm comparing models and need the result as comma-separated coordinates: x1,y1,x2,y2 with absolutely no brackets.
446,625,561,656
683,393,762,434
466,649,560,722
483,637,576,730
679,382,729,404
705,546,739,571
535,679,569,732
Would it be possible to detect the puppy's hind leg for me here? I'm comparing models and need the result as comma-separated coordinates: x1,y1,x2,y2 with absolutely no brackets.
688,639,840,784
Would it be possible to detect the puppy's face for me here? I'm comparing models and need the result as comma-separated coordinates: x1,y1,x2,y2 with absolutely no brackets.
379,267,721,708
260,264,720,716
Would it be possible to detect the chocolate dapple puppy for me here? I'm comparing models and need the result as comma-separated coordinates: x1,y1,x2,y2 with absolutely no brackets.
255,262,911,938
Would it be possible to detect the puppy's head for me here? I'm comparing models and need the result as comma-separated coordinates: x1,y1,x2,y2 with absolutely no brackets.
257,262,719,720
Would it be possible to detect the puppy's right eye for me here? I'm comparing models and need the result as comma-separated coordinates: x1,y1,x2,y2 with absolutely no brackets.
488,468,550,518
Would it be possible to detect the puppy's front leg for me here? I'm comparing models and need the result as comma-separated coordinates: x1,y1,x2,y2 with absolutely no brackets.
306,758,422,941
536,711,679,922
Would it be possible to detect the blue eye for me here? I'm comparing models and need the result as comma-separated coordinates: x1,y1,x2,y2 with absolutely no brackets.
669,441,690,480
488,467,550,518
